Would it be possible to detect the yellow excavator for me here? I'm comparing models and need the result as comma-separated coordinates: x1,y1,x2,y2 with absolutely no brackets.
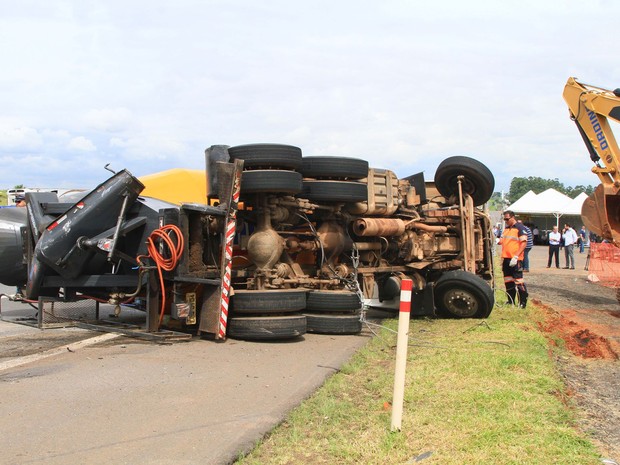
563,77,620,244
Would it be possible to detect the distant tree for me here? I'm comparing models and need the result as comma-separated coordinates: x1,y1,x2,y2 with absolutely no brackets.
508,177,595,202
565,184,595,198
508,177,563,203
13,184,24,189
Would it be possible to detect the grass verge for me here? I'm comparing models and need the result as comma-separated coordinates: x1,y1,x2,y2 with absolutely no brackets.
235,303,600,464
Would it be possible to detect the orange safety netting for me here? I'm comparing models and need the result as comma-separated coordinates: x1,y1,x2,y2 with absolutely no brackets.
586,243,620,287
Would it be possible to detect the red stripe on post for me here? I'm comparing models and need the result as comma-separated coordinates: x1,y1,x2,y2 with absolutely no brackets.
399,278,413,313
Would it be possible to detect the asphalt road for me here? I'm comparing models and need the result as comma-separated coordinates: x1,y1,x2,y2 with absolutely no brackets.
0,285,374,465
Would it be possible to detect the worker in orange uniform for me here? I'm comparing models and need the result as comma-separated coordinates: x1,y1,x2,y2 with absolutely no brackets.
498,210,528,308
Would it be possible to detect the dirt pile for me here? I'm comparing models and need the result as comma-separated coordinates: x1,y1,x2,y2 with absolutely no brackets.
534,299,618,360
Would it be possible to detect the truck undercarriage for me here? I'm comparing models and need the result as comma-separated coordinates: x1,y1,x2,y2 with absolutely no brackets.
0,144,496,340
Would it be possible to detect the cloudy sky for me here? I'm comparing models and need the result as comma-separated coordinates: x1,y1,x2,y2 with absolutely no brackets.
1,0,618,194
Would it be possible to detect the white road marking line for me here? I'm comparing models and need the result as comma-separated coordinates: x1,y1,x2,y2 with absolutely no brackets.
0,332,121,372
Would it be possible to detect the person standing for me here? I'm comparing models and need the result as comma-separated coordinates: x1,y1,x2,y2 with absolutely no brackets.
532,225,540,245
562,223,578,269
547,225,561,268
15,194,26,207
579,226,586,253
499,211,528,308
517,220,533,272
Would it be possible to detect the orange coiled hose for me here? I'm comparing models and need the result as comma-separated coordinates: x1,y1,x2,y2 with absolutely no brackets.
138,224,184,329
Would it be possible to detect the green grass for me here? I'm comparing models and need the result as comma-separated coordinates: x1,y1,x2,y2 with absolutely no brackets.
236,303,600,465
0,190,6,206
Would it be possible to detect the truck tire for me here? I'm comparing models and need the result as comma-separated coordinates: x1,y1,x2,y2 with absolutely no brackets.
228,144,302,171
228,315,307,340
300,180,367,203
231,289,307,314
433,270,494,318
304,313,362,335
241,170,302,194
301,156,369,180
434,156,494,206
306,290,362,312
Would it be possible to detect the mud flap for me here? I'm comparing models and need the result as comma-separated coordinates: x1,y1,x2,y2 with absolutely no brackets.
411,283,434,317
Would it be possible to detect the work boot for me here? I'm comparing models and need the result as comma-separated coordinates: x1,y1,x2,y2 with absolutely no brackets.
518,288,528,309
506,289,517,306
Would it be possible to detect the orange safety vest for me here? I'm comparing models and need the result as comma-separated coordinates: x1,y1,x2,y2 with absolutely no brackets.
501,225,526,259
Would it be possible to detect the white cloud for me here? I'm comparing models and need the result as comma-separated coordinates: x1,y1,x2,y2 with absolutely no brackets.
1,0,619,192
109,135,188,161
0,123,42,150
41,128,71,139
83,107,133,132
67,136,96,152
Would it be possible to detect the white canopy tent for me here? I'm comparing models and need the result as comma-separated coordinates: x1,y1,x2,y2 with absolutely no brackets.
565,192,589,215
507,188,588,229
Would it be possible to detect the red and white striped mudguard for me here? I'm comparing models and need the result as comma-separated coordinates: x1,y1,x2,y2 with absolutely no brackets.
216,161,243,340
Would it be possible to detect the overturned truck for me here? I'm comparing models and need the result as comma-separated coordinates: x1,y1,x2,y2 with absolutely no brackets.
0,144,496,340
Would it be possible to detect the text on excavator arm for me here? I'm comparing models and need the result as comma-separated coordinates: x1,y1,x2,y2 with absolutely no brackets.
563,77,620,244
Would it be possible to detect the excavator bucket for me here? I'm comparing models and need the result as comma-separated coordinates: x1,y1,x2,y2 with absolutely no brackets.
581,183,620,245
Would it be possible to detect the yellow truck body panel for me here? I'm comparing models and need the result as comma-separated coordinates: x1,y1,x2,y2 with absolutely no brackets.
139,168,206,205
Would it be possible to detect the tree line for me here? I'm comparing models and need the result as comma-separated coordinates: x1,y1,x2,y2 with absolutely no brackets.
487,176,596,211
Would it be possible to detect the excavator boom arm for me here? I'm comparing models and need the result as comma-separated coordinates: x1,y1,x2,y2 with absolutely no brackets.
563,77,620,185
563,77,620,244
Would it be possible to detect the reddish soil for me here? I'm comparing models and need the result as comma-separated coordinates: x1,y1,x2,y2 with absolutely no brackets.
534,299,618,360
520,246,620,459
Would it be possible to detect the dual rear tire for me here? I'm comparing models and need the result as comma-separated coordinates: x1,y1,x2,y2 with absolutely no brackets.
304,290,363,335
228,289,307,341
228,289,364,340
230,148,371,202
228,144,304,196
300,156,368,203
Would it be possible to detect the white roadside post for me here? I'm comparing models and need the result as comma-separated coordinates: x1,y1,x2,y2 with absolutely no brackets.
391,278,412,432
